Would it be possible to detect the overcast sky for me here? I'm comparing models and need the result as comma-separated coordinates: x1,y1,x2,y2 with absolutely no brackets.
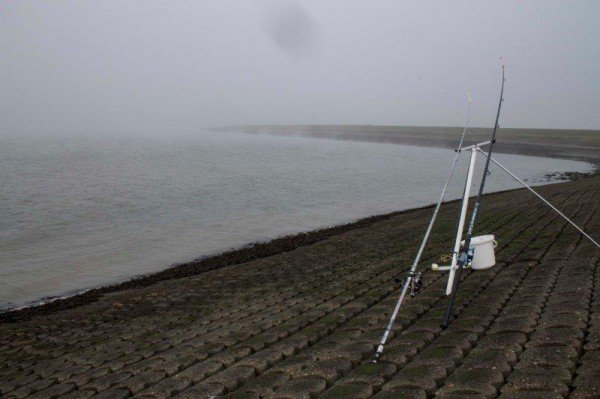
2,1,599,136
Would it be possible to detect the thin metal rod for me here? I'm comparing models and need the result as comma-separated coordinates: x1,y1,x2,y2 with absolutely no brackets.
442,61,506,329
373,91,472,362
372,279,410,361
447,148,477,295
479,149,600,249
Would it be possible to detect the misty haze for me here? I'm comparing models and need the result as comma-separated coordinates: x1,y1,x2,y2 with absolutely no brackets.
1,2,600,398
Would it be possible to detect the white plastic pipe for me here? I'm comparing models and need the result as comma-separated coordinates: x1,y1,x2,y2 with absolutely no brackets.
446,147,478,295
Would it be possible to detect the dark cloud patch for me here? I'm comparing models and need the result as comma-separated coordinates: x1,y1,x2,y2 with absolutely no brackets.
264,2,319,57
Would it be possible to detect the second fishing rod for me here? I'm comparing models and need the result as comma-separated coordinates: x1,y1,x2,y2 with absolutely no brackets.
441,60,506,328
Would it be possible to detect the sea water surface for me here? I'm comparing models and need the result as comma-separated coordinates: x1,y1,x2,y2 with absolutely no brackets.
0,132,594,308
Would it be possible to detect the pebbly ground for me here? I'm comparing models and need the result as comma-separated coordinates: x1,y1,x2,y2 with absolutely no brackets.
1,176,599,398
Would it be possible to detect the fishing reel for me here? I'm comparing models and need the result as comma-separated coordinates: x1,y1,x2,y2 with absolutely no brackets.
461,247,475,265
393,271,422,297
431,248,474,272
409,271,423,297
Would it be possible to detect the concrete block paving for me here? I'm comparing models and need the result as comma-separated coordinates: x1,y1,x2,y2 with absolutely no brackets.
1,177,599,398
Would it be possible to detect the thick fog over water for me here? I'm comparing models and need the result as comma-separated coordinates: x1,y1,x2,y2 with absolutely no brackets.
2,1,600,136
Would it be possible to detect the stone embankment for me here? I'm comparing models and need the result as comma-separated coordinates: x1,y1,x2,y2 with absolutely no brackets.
1,177,599,398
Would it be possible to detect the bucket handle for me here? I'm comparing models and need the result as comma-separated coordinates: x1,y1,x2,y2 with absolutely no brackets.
493,240,498,248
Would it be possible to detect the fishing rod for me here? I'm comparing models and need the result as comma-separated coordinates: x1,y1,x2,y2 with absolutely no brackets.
441,60,506,329
373,90,472,362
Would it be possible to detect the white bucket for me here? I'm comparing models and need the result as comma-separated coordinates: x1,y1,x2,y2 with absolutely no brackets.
461,234,497,270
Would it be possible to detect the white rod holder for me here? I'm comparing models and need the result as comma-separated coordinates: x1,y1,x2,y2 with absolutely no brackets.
460,140,492,151
446,147,478,295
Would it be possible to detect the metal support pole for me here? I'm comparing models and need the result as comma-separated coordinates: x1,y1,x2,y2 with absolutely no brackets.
479,149,600,249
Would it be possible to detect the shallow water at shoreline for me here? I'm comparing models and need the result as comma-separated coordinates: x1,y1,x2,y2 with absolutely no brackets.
0,132,594,308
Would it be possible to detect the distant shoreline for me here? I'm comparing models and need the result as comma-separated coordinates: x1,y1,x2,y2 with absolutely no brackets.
212,125,600,169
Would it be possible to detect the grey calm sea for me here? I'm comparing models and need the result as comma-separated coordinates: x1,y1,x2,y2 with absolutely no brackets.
0,131,593,308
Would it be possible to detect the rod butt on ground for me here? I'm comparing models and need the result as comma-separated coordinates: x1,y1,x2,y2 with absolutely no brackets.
440,291,455,328
372,345,384,363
